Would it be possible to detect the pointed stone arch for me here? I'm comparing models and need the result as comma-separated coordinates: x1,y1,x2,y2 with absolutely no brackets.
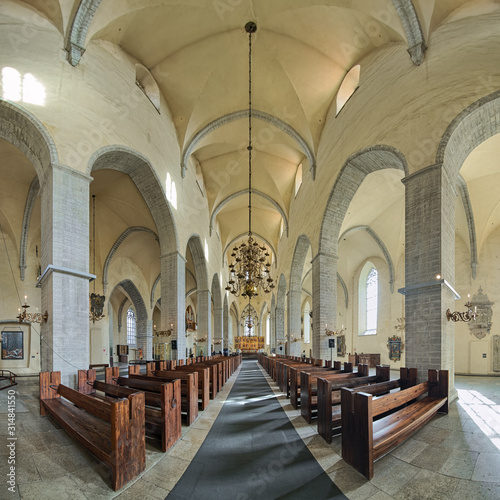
88,145,178,255
288,235,312,355
0,100,58,180
102,226,160,294
181,109,316,179
314,144,407,359
339,225,395,293
114,278,151,358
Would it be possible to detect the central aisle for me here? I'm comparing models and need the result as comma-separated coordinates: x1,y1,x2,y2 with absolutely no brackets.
166,359,347,500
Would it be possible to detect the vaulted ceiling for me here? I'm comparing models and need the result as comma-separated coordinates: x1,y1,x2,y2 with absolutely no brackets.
15,0,500,269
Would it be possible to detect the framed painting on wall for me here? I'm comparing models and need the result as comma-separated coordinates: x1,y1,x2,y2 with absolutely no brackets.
2,331,24,360
337,335,346,357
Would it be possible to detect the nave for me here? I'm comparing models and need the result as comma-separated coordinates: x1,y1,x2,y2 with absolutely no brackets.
2,362,499,499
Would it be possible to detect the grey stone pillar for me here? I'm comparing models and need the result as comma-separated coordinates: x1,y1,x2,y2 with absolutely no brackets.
312,252,338,361
161,251,185,360
197,289,211,354
287,289,302,356
270,296,276,352
39,163,92,387
214,306,223,351
136,319,153,360
276,306,285,355
402,164,457,399
223,302,229,352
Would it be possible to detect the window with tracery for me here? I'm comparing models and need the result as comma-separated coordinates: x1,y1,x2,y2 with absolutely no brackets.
127,308,137,345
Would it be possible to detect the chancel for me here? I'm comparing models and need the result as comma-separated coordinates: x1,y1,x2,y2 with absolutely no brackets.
1,1,499,499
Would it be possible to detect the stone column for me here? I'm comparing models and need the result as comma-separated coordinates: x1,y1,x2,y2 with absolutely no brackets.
402,164,457,399
270,297,276,352
161,251,185,360
312,252,338,361
213,306,223,351
223,302,229,353
287,289,302,356
39,163,93,387
276,306,285,355
136,319,153,360
197,289,211,355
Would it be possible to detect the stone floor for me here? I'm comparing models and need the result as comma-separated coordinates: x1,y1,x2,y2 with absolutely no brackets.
0,365,499,499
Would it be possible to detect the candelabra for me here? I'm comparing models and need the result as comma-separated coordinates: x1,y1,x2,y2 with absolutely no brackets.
17,296,48,324
154,324,173,337
446,295,477,323
325,324,344,336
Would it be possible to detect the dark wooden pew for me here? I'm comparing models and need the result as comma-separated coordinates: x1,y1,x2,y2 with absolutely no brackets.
127,366,198,425
79,369,181,452
277,359,325,397
300,364,368,423
147,362,210,410
343,369,449,479
40,371,145,491
173,363,216,404
317,366,416,443
290,362,352,410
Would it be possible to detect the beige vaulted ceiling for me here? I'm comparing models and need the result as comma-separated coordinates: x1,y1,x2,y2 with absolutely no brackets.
77,0,485,259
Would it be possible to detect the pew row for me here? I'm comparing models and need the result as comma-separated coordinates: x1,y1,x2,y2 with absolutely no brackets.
79,369,181,452
126,367,198,425
342,369,449,479
317,367,416,443
289,361,349,409
300,364,368,423
40,371,145,491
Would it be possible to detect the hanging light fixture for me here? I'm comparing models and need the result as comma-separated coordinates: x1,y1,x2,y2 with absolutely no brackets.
225,21,275,299
89,195,105,323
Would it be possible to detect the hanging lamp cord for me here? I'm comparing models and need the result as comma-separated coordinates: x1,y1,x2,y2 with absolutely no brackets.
247,23,255,238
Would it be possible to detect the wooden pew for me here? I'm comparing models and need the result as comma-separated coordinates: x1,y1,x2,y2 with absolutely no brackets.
127,367,198,425
300,364,367,423
173,363,216,404
343,369,448,479
277,359,324,397
290,362,350,409
318,366,416,443
40,371,145,491
149,362,210,409
79,369,181,452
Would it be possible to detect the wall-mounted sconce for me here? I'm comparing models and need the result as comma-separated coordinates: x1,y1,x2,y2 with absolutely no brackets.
325,324,344,336
154,323,174,337
446,295,477,323
17,296,48,324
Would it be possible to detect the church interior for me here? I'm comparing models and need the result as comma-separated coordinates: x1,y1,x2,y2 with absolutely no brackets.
0,0,499,498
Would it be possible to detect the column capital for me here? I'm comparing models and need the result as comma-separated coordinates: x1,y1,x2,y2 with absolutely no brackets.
401,163,442,185
311,251,338,265
160,250,186,262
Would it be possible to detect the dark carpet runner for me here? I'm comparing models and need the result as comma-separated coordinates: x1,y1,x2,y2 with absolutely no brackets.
166,359,347,500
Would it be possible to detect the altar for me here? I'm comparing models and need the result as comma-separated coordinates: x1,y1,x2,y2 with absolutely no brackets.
235,336,264,352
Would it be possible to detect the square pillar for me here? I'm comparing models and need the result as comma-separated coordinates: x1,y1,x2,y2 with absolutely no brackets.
39,163,93,387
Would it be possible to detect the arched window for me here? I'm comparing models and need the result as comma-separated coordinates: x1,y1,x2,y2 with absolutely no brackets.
127,308,137,345
358,262,377,335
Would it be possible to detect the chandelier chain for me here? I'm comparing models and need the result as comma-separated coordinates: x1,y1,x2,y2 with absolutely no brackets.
224,21,274,299
248,25,253,236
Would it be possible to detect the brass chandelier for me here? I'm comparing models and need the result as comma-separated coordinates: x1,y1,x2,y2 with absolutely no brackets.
225,21,275,299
